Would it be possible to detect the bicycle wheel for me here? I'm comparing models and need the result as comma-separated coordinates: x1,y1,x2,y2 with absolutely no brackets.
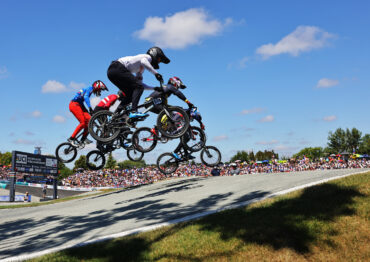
181,126,206,152
88,110,121,143
200,146,221,167
157,153,179,175
156,107,189,139
127,148,144,161
86,150,106,170
55,142,77,163
132,127,158,153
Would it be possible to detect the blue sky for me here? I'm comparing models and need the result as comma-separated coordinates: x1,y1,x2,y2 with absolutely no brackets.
1,0,369,163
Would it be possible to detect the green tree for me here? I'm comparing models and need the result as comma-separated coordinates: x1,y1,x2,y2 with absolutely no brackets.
0,152,12,166
359,134,370,154
248,151,255,161
105,153,117,169
117,160,146,169
293,147,324,160
73,155,87,171
255,151,264,161
230,151,249,162
327,128,346,153
345,128,362,153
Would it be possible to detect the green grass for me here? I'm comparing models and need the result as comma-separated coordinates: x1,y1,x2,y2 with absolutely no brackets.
31,172,370,261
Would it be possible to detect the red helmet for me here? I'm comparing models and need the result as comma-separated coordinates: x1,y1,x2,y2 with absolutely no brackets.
92,80,108,96
168,77,186,89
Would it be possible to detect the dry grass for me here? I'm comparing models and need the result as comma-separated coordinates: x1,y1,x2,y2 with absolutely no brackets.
31,172,370,262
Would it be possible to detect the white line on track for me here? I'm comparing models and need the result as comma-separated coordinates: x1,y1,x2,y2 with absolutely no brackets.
2,170,368,262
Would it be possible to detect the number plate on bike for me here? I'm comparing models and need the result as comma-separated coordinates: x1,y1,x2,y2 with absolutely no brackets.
153,98,162,105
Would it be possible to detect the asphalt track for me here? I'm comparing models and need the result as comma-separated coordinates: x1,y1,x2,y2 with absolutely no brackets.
0,169,368,261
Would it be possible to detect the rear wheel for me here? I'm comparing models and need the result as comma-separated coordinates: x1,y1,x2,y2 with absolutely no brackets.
88,111,121,143
132,127,158,153
86,150,106,170
200,146,221,167
127,148,144,161
181,126,206,152
157,153,179,175
156,107,189,139
55,143,77,163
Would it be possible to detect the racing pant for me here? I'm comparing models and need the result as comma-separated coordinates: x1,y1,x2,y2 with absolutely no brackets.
69,101,90,139
107,61,144,112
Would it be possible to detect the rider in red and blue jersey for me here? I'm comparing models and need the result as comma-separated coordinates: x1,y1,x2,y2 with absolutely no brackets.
68,80,108,144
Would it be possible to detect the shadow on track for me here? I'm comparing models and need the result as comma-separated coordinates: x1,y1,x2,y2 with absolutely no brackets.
59,183,363,261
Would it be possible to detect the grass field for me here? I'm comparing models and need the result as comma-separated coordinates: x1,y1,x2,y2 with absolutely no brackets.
30,172,370,261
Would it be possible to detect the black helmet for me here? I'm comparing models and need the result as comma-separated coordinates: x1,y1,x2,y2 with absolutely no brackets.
147,47,170,69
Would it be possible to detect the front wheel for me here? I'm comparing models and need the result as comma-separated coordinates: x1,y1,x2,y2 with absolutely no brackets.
157,153,179,175
132,127,158,153
86,150,106,170
200,146,221,167
88,110,121,143
55,143,77,163
156,107,189,139
181,126,206,152
127,148,144,161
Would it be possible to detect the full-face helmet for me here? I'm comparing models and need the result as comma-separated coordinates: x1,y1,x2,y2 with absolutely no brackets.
92,80,108,96
147,47,170,69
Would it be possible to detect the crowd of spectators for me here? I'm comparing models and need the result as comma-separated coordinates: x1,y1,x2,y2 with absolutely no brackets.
2,158,370,189
61,158,370,188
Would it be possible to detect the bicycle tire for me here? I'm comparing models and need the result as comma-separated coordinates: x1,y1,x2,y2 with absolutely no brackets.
157,152,179,175
132,127,158,153
55,142,77,163
156,107,189,139
200,146,221,167
88,110,121,143
86,150,106,170
181,126,206,153
127,148,144,161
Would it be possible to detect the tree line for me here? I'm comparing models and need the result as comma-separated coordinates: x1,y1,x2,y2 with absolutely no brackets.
230,127,370,162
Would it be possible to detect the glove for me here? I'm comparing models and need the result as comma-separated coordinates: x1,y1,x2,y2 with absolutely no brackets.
186,100,194,108
155,73,163,82
89,108,93,115
201,123,205,130
154,86,163,92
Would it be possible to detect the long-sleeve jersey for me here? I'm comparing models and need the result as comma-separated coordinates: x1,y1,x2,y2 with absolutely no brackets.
148,84,187,104
117,54,157,90
71,86,94,109
96,94,119,109
117,54,158,75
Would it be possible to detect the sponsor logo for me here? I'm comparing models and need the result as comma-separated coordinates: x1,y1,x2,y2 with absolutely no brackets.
16,154,27,164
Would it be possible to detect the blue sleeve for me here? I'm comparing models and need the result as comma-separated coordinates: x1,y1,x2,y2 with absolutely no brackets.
84,86,93,108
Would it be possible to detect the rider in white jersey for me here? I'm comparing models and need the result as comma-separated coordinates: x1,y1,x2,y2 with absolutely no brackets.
107,47,170,118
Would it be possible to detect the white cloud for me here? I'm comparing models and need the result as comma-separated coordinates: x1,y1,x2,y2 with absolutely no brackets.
0,66,9,79
323,115,337,122
135,8,231,49
316,78,339,88
241,107,265,115
69,81,85,90
213,135,228,142
273,145,298,152
31,110,42,118
53,115,66,123
256,140,279,145
12,139,35,145
258,115,274,123
25,131,34,136
256,26,335,59
42,80,68,93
